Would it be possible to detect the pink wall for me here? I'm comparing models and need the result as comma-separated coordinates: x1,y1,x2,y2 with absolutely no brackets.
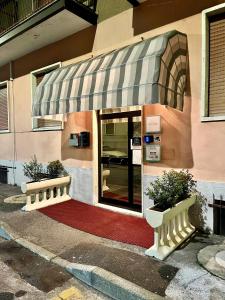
61,112,93,168
141,14,225,183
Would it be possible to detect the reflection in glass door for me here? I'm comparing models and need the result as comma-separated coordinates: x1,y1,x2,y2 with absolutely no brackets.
99,111,142,212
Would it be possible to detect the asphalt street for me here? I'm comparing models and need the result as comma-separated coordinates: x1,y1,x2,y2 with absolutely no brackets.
0,237,110,300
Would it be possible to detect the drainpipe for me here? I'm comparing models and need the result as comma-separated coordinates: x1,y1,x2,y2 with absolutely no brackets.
10,61,16,185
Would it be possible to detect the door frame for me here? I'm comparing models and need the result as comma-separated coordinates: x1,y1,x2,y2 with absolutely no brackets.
98,110,142,212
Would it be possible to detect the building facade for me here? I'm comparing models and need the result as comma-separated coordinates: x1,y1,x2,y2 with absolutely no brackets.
1,0,225,233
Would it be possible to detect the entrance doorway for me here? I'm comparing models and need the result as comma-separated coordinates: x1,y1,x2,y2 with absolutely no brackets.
99,111,142,212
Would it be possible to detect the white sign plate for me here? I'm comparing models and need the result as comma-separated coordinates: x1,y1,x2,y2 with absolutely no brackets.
145,144,161,162
146,116,161,133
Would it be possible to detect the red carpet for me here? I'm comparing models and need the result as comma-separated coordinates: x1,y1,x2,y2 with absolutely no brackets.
103,191,141,205
39,200,153,248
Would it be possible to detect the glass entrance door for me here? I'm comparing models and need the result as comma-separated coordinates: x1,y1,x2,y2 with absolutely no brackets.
99,111,142,212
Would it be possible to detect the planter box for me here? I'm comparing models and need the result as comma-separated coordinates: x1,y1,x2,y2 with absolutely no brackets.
145,195,196,260
21,176,71,211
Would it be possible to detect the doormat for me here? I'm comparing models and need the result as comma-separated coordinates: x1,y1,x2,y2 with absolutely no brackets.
39,200,153,248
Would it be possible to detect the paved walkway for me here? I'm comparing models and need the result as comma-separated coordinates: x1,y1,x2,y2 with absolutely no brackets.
1,184,225,299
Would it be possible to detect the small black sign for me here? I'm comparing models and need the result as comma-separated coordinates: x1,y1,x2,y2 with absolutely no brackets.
132,137,141,146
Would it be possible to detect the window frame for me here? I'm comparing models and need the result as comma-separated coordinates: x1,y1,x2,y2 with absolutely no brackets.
201,3,225,122
0,81,10,133
31,62,63,131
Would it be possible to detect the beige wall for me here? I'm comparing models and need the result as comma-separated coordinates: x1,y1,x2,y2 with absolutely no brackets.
1,2,225,184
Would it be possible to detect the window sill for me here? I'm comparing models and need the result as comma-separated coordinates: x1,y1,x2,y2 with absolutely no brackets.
0,130,10,134
201,116,225,122
32,127,63,132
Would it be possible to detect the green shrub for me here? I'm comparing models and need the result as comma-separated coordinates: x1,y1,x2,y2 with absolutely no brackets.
47,160,68,179
23,155,44,182
145,169,196,210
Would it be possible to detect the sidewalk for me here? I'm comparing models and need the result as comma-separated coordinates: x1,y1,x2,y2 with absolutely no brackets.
1,184,225,299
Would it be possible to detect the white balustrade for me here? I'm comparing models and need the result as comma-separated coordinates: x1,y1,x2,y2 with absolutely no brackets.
21,176,71,211
102,169,110,192
145,195,196,260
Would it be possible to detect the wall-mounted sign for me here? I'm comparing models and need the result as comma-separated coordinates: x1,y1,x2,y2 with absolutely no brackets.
132,137,141,146
145,144,161,162
146,115,161,133
133,149,142,165
130,138,141,150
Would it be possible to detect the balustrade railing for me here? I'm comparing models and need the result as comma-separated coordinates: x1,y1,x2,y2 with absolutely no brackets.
145,195,196,260
0,0,97,35
21,176,71,211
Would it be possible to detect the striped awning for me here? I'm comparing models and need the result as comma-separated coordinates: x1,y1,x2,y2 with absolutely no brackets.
33,30,188,117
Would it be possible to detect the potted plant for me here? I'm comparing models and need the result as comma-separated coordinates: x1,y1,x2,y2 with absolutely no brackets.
23,157,68,183
145,169,196,260
47,160,68,179
21,157,71,211
23,155,46,182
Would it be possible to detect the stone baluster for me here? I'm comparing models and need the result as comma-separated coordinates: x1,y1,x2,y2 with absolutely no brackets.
35,192,39,204
21,176,71,211
57,186,61,198
43,190,47,202
27,194,32,207
145,195,196,260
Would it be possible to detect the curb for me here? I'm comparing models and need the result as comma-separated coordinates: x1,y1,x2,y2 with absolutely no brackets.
0,222,163,300
197,244,225,280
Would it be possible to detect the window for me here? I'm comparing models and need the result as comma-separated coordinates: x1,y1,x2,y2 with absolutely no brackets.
0,82,9,132
202,3,225,121
31,62,63,131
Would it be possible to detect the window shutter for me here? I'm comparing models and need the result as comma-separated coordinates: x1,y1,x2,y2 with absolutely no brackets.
34,118,62,129
209,15,225,116
0,85,8,131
